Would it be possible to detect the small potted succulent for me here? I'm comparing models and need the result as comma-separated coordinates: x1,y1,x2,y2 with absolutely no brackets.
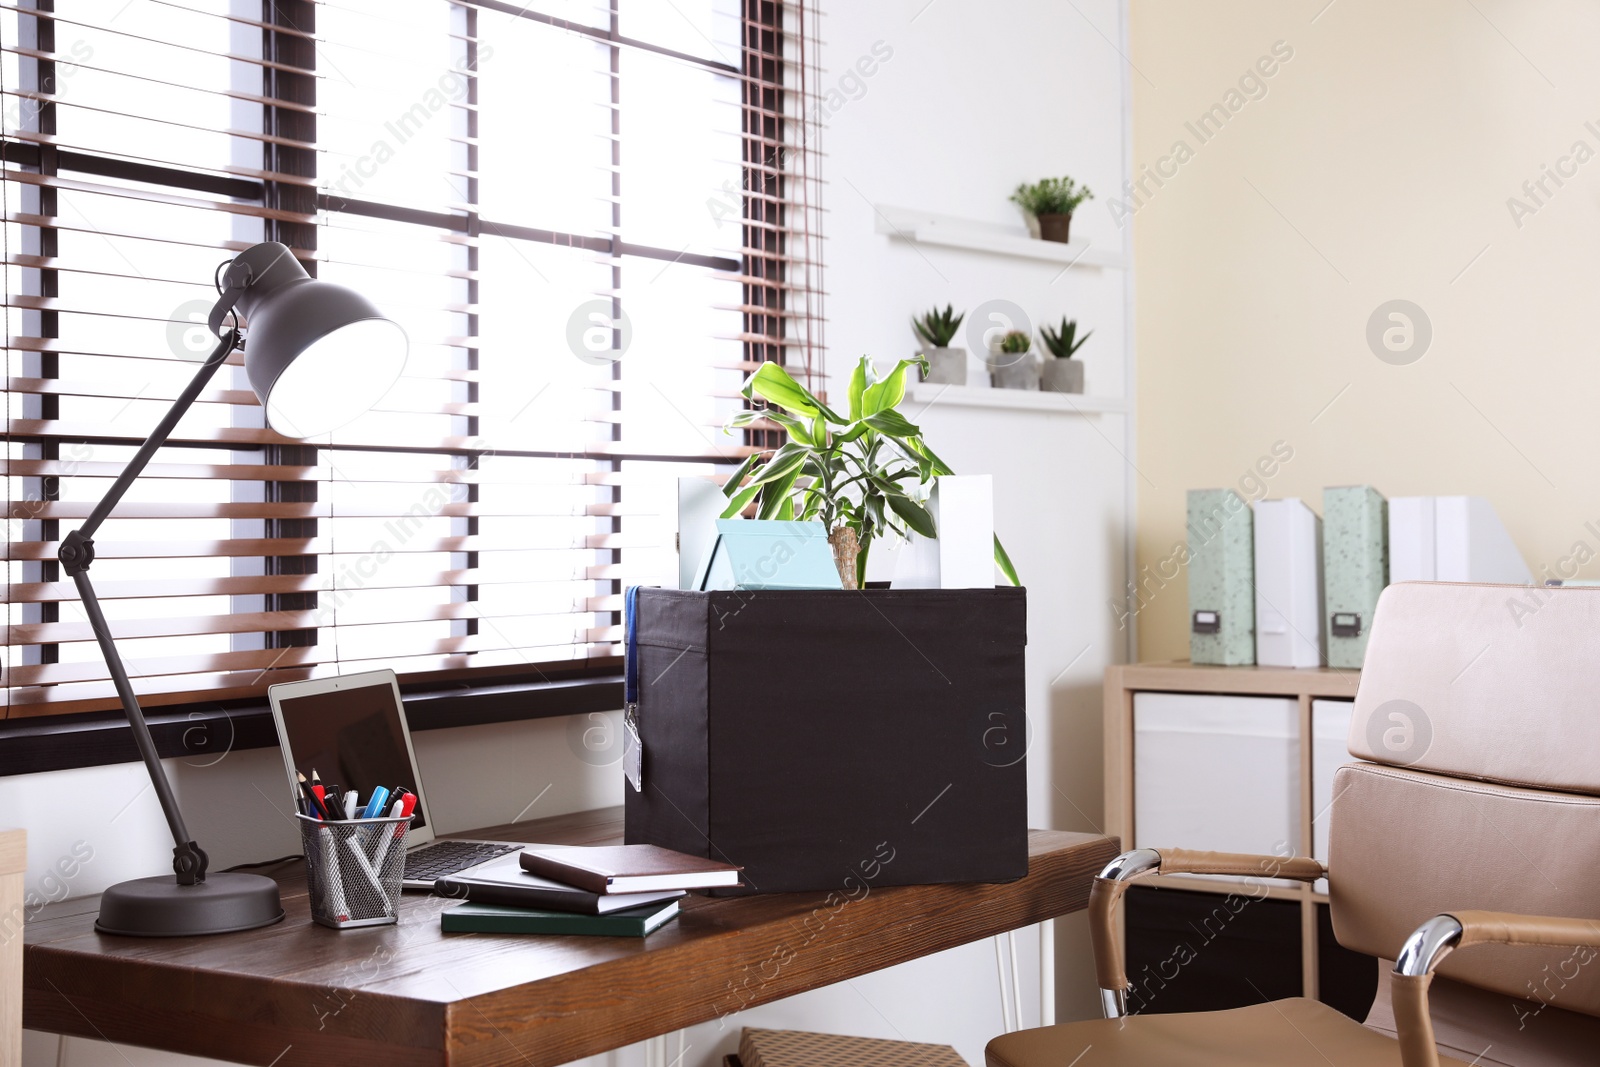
990,329,1040,390
911,304,967,385
1039,317,1091,393
1009,176,1094,243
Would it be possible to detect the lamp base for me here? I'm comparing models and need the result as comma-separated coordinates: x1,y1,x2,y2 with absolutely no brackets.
95,872,284,937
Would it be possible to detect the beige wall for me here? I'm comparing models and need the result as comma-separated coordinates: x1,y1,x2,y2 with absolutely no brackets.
1129,0,1600,660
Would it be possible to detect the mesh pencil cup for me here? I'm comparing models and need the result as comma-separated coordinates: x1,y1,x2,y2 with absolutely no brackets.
296,813,413,929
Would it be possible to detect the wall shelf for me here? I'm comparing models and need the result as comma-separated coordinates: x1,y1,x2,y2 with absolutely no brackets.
873,203,1124,270
906,383,1128,415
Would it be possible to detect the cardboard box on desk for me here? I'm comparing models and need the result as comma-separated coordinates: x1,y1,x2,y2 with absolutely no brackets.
624,587,1028,893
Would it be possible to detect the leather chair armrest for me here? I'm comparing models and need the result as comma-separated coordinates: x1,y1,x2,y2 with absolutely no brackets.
1391,911,1600,1067
1088,847,1327,1017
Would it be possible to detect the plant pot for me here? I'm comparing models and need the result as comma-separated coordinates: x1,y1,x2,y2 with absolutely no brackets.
919,346,967,386
1037,213,1073,243
990,351,1041,390
1041,357,1084,393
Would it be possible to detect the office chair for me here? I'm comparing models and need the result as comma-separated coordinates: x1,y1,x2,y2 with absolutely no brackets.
990,582,1600,1067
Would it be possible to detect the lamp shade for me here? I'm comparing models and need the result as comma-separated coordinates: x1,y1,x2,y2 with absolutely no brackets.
224,242,408,438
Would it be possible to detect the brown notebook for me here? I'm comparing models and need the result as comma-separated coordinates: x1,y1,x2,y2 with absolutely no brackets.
519,844,743,894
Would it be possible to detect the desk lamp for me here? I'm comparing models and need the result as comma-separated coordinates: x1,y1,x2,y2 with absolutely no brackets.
59,242,408,935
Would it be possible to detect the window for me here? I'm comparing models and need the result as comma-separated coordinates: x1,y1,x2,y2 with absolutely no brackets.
2,0,824,726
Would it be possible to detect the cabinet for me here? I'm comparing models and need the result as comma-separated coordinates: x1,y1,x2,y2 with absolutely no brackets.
1104,663,1374,1016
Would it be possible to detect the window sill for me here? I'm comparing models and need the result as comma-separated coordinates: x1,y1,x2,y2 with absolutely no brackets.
0,674,624,777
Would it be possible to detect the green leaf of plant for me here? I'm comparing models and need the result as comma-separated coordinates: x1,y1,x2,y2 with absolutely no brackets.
906,437,954,477
757,468,800,519
887,493,936,538
864,409,921,438
847,357,869,423
720,482,761,518
744,362,819,417
993,535,1020,586
761,410,814,445
722,452,760,496
864,493,885,535
747,443,809,487
861,358,919,417
836,421,870,444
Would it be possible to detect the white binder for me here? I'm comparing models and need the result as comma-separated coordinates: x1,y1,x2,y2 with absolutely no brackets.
1388,496,1531,584
892,475,996,589
1253,498,1324,668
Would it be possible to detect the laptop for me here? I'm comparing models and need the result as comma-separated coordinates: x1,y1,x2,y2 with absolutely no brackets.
268,669,528,890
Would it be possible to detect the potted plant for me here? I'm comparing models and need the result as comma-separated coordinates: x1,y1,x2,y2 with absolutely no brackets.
723,358,1019,589
1039,317,1091,393
911,305,967,385
1009,176,1094,243
990,329,1039,390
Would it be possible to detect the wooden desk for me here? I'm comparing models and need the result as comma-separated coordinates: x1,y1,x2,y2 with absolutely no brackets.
25,808,1118,1067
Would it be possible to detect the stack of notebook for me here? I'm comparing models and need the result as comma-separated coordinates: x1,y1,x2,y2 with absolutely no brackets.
436,844,742,936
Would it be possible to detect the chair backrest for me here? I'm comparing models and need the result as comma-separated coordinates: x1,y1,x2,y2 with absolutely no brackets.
1329,582,1600,1020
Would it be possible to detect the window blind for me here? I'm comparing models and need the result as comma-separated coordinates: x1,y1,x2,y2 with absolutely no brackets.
3,0,826,720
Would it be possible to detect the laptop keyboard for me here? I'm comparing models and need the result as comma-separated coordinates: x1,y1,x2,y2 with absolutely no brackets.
405,840,521,881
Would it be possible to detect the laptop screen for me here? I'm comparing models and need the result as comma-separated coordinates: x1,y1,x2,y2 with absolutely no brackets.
274,679,428,832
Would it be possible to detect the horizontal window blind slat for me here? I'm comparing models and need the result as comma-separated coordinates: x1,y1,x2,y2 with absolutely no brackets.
18,500,619,521
0,4,314,74
0,44,319,115
4,647,617,718
6,536,554,562
9,569,482,603
1,171,317,224
9,603,606,646
6,421,756,460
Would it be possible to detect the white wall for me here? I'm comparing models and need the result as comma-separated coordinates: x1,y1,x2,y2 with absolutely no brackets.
818,0,1133,1035
15,2,1133,1063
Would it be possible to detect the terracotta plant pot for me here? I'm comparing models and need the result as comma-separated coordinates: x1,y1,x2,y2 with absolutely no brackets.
991,351,1041,390
1037,213,1073,243
919,346,967,386
1041,358,1084,393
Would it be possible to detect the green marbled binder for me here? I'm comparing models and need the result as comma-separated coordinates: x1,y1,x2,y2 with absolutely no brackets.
1186,488,1255,665
1322,485,1387,669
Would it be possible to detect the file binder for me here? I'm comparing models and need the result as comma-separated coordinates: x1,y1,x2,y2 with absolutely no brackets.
1254,498,1324,668
1389,496,1532,584
892,475,996,589
1322,486,1387,669
1186,488,1255,665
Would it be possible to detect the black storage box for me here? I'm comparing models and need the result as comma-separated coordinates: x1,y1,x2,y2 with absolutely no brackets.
623,587,1028,894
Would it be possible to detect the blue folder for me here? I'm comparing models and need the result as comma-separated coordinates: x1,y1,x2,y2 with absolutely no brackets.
694,519,843,591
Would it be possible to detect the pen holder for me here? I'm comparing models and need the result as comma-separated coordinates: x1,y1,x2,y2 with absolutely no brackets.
296,813,413,929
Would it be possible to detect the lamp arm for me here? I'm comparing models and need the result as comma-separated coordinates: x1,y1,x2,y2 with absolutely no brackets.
56,328,239,885
73,329,239,542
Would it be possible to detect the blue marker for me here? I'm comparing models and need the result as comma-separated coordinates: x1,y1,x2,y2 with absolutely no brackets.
361,785,390,820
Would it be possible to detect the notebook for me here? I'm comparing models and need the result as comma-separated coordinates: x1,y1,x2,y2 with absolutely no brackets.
433,853,685,915
519,844,743,894
440,898,680,936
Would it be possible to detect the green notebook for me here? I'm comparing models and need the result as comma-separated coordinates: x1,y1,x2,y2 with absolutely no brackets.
440,898,680,936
